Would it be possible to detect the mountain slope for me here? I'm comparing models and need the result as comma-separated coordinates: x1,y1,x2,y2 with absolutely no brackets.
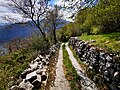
0,22,36,44
0,20,69,44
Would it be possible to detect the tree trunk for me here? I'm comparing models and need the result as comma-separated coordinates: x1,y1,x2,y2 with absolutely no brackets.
53,26,57,44
37,24,49,42
31,18,48,42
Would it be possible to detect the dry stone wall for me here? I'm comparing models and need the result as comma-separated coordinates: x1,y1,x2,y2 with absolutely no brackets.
69,37,120,90
10,43,60,90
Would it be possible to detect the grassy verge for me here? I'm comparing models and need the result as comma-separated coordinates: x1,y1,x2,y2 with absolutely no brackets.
79,32,120,53
0,48,37,90
62,44,81,90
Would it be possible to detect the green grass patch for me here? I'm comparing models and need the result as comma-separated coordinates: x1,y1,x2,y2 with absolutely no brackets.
62,44,81,90
79,32,120,53
0,49,37,90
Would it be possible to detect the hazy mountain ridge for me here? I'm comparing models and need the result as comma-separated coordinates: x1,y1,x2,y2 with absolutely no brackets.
0,19,69,44
0,22,35,44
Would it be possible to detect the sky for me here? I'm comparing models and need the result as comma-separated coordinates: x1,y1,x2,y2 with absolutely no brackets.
0,0,96,25
0,0,85,25
0,0,64,25
0,0,23,25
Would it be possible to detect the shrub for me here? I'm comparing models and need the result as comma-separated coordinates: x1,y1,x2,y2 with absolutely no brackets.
30,36,50,54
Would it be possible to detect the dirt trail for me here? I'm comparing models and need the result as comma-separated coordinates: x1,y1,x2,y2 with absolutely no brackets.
65,43,98,90
50,43,70,90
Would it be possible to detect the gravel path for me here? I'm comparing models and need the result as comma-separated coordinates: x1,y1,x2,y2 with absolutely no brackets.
65,43,98,90
50,43,70,90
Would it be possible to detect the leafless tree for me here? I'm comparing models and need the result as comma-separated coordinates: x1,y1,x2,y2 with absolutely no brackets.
5,0,50,41
45,5,63,43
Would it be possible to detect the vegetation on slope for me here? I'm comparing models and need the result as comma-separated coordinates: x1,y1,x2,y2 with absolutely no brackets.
0,49,37,90
79,32,120,53
0,36,50,90
0,0,120,89
58,0,120,42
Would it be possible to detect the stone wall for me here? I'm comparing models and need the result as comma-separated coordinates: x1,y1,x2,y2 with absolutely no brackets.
10,43,60,90
69,37,120,90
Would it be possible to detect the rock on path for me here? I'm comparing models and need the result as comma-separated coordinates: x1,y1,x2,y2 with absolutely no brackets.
50,43,70,90
65,43,98,90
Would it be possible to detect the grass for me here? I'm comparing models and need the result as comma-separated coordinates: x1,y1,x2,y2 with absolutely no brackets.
0,48,37,90
79,32,120,53
62,44,81,90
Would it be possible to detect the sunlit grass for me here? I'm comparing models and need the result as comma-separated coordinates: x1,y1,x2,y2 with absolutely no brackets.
79,32,120,52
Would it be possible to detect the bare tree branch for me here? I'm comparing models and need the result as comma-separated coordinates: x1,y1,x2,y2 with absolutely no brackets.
5,0,50,41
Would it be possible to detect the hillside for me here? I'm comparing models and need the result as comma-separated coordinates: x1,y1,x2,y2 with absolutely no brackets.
79,32,120,53
0,19,69,44
0,0,120,90
0,22,36,44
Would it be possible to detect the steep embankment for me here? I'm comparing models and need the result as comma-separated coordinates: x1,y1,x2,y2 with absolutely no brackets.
8,44,60,90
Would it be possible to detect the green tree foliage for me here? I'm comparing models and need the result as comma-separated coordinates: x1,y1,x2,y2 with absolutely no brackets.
94,0,120,33
60,0,120,38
